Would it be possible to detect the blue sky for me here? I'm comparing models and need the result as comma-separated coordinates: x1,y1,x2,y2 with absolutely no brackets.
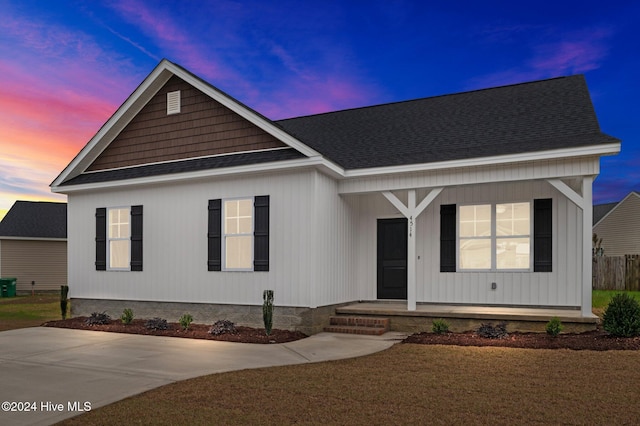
1,0,638,219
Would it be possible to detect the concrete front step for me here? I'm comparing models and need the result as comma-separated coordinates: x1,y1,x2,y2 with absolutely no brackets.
324,316,390,335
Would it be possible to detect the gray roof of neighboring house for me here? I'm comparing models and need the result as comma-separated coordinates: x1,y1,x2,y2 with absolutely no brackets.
593,191,640,225
593,202,618,225
277,75,618,169
0,201,67,239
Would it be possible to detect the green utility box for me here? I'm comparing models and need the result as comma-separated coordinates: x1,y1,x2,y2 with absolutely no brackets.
0,278,17,297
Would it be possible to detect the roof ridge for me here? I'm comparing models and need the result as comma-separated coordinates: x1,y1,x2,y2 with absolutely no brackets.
277,75,581,122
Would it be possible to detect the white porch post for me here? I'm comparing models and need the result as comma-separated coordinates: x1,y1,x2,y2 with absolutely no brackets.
581,176,594,316
547,177,594,317
382,188,443,311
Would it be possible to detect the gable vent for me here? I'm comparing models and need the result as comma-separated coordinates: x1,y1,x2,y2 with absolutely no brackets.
167,90,181,115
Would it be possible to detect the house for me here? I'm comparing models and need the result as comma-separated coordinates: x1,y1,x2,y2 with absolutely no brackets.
51,60,620,334
593,191,640,256
0,201,67,293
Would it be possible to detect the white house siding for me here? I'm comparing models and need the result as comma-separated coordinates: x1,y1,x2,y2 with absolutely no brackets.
339,156,600,194
352,180,584,308
593,193,640,256
308,171,360,307
67,169,348,308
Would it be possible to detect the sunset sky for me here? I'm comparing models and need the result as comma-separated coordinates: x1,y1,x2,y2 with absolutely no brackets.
1,0,639,220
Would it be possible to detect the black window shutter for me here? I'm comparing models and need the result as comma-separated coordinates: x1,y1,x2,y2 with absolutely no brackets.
440,204,456,272
130,205,143,271
534,198,552,272
254,195,270,271
208,199,222,271
95,208,107,271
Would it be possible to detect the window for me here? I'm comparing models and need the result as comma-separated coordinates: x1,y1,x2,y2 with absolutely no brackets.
95,205,143,271
108,207,130,269
459,202,531,270
224,198,253,270
208,196,269,272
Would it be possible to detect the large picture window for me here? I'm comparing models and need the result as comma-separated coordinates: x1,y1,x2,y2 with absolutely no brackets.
459,202,531,270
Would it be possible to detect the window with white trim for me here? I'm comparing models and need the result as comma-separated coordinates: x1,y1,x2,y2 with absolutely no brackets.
223,198,253,270
108,207,130,270
459,202,531,270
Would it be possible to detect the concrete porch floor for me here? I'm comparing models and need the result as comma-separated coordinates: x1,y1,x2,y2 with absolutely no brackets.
335,302,599,333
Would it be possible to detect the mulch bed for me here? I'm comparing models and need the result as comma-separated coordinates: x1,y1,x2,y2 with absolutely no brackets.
43,317,640,350
403,329,640,351
42,317,307,344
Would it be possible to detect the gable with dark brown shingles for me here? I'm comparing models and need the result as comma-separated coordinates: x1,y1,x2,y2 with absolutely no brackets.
87,76,286,171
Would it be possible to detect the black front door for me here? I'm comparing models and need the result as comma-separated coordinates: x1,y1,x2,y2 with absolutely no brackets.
377,218,408,299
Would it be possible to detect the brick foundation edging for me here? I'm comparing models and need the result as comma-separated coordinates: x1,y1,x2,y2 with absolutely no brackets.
70,299,351,335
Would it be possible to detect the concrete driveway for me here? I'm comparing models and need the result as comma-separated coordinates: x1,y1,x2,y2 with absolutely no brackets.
0,327,404,425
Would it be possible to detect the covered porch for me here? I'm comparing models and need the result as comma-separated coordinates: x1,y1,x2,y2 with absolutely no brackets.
334,301,599,333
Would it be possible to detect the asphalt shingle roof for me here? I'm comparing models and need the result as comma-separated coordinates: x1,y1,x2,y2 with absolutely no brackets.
0,201,67,239
59,72,619,186
61,149,305,186
276,75,618,169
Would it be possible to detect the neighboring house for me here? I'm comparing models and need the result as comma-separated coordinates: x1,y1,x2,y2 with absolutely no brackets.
593,191,640,256
0,201,67,293
51,60,620,333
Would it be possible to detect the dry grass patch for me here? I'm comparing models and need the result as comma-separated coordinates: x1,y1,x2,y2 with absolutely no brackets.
0,294,59,331
60,344,640,425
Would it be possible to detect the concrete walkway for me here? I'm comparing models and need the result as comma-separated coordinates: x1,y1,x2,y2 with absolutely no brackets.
0,327,405,426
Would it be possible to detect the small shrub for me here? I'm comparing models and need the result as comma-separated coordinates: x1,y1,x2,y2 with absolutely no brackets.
602,293,640,337
263,289,274,336
145,317,168,330
432,318,450,334
60,285,69,320
85,311,111,326
120,308,134,325
209,319,237,335
477,322,508,339
546,317,563,337
179,313,193,330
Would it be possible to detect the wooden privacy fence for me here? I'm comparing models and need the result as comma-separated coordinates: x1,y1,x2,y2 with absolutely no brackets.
592,255,640,291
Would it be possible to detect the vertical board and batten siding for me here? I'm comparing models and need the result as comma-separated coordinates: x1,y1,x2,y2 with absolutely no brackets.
87,76,286,171
339,156,600,194
593,193,640,256
352,180,583,307
67,169,355,308
0,240,67,291
308,171,360,307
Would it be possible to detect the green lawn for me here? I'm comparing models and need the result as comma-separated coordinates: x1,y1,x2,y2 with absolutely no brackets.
592,290,640,317
0,294,60,331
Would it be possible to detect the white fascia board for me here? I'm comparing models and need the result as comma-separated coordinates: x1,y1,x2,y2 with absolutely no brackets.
51,60,174,187
161,61,322,159
342,143,621,178
52,157,335,194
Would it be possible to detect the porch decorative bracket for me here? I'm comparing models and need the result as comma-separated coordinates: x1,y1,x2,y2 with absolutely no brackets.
382,187,443,311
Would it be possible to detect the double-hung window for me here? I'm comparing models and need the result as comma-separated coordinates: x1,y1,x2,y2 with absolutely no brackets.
223,198,253,270
459,202,531,270
108,207,131,270
95,205,143,271
207,195,269,272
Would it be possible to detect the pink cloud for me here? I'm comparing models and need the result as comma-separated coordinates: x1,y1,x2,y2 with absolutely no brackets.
468,27,612,89
107,0,234,82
